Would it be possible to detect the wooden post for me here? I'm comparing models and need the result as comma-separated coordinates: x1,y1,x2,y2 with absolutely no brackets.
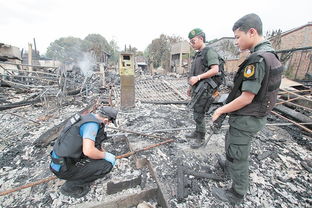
28,43,32,72
100,63,105,87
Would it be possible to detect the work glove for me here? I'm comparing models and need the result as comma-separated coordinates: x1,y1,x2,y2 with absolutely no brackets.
104,152,116,166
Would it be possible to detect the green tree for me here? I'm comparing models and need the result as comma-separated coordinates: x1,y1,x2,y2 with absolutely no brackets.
108,39,120,64
82,34,111,54
145,34,183,70
46,36,83,63
46,34,120,64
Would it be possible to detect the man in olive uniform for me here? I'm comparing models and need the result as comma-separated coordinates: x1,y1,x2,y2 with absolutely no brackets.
211,14,283,204
186,28,221,149
50,106,118,198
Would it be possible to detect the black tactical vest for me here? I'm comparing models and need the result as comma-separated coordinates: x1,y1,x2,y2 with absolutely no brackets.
229,51,283,117
190,47,224,88
53,114,105,159
190,49,207,77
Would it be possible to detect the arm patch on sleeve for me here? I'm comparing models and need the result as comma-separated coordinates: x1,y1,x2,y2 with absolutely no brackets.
243,64,256,80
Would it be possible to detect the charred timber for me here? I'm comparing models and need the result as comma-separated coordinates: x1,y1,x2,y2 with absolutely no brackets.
273,105,312,129
33,101,99,147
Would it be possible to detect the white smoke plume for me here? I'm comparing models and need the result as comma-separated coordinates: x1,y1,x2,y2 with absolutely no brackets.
77,52,96,77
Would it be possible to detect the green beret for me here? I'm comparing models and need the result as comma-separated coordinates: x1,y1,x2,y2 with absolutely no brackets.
188,28,205,39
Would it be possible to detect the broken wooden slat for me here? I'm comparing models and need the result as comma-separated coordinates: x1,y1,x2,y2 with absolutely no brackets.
106,175,142,195
0,97,47,111
33,100,99,147
176,160,186,203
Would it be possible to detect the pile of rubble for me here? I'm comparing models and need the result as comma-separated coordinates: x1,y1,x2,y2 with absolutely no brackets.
0,71,311,207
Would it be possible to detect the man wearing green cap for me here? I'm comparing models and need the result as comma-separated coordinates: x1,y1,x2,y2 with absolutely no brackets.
186,28,222,148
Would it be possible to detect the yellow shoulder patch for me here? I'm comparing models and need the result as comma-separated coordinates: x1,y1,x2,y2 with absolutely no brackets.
244,64,255,78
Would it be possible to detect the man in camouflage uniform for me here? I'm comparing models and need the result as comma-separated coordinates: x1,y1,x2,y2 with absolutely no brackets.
211,14,283,205
186,28,221,149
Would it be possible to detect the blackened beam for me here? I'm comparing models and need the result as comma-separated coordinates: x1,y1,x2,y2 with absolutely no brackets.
106,175,142,195
177,162,224,203
177,160,187,203
273,105,312,129
33,99,100,147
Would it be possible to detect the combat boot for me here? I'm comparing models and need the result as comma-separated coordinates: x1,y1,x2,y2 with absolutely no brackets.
60,181,91,198
212,187,244,205
185,131,199,139
190,132,205,149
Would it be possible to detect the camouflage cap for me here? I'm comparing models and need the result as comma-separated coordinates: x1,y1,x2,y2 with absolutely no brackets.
188,28,205,39
98,106,118,126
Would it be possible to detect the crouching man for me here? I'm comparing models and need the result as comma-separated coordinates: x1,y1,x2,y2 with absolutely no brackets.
50,106,118,198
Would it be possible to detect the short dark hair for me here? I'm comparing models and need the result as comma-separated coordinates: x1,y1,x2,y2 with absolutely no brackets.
199,33,206,43
232,13,263,35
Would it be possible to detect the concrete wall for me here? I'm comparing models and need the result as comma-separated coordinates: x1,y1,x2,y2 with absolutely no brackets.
225,23,312,79
224,51,249,73
0,43,21,60
275,23,312,79
278,24,312,50
170,41,191,74
281,50,312,79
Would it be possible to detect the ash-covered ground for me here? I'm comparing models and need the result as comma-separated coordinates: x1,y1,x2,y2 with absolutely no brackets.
117,102,312,208
0,85,312,207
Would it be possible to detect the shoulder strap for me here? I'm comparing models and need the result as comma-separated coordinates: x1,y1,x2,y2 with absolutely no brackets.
201,46,210,67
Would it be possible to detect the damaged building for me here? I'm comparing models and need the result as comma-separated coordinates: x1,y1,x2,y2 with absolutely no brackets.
0,23,312,208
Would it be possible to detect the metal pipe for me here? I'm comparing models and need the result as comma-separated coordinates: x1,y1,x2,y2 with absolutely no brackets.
108,127,195,137
280,88,312,103
271,111,312,134
107,126,172,140
276,97,300,105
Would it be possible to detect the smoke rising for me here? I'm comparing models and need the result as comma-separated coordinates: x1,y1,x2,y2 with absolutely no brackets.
78,52,96,77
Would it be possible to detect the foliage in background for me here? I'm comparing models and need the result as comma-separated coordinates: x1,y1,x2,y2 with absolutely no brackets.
46,34,120,65
46,37,83,63
145,34,183,69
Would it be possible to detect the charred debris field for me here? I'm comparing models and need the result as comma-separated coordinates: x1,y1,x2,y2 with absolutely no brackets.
0,74,312,208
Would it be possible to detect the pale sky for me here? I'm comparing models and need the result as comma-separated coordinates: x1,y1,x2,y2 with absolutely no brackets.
1,0,311,54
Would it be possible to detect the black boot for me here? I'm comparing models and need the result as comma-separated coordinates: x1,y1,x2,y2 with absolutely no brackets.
60,181,91,198
190,132,205,149
185,131,199,139
212,187,244,205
